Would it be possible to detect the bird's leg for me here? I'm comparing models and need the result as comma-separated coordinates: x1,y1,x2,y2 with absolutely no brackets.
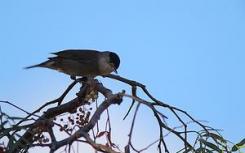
86,78,99,102
75,77,91,103
79,77,99,103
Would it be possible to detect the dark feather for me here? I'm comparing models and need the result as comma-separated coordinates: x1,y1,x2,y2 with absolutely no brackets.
24,60,54,69
52,49,100,61
24,64,41,69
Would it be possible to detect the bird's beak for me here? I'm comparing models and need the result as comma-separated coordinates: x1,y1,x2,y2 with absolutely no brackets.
114,69,118,74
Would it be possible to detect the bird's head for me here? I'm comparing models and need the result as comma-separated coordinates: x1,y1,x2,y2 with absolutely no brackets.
108,52,120,74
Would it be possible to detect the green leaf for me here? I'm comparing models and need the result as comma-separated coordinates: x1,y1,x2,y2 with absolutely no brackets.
196,147,212,153
203,133,227,143
236,138,245,146
199,139,222,153
182,147,193,153
231,138,245,152
231,145,239,152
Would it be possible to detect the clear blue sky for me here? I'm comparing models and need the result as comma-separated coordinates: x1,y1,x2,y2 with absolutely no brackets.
0,0,245,152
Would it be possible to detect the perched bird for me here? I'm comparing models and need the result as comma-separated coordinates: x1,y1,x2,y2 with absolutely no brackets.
25,49,120,78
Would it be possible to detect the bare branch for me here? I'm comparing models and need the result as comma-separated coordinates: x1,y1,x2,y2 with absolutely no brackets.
1,75,240,153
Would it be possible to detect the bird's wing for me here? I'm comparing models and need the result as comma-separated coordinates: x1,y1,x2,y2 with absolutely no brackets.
52,49,100,62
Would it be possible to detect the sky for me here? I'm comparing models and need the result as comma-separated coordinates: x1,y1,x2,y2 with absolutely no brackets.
0,0,245,152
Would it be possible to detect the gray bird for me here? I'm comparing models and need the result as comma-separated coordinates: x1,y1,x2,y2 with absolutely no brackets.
25,49,120,78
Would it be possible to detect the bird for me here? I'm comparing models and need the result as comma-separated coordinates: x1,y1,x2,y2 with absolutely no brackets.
25,49,120,78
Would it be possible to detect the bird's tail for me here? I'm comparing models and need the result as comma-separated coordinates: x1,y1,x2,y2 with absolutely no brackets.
24,64,42,69
24,60,54,69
